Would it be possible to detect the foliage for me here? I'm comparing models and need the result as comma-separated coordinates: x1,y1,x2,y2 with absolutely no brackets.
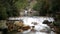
0,0,28,20
15,0,28,10
33,0,49,16
0,7,8,20
33,0,60,16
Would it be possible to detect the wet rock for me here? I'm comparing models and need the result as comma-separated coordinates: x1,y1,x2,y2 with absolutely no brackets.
17,29,23,32
54,26,60,34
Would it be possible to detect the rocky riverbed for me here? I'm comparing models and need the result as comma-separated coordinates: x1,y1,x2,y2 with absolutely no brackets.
0,16,56,34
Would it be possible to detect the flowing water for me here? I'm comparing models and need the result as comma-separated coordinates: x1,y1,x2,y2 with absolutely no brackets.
7,16,56,34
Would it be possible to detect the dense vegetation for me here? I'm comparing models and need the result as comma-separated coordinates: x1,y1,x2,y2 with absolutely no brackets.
33,0,60,16
0,0,28,20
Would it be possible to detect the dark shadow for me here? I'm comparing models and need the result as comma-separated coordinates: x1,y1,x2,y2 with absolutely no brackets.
2,28,8,34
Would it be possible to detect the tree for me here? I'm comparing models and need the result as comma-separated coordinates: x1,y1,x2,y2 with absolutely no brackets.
0,7,8,20
0,0,28,20
33,0,49,16
0,0,8,20
33,0,60,16
0,0,27,20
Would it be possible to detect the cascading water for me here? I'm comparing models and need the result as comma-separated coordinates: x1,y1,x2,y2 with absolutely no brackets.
9,16,55,34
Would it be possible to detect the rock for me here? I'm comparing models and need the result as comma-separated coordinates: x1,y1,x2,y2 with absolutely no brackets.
54,26,60,34
22,26,30,31
18,29,23,32
14,21,24,27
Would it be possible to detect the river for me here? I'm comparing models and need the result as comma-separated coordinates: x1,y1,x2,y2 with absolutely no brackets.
0,16,56,34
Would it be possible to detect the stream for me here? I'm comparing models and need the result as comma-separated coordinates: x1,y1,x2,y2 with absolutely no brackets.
7,16,56,34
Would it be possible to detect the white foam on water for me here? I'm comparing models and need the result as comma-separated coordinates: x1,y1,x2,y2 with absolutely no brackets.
9,16,54,34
